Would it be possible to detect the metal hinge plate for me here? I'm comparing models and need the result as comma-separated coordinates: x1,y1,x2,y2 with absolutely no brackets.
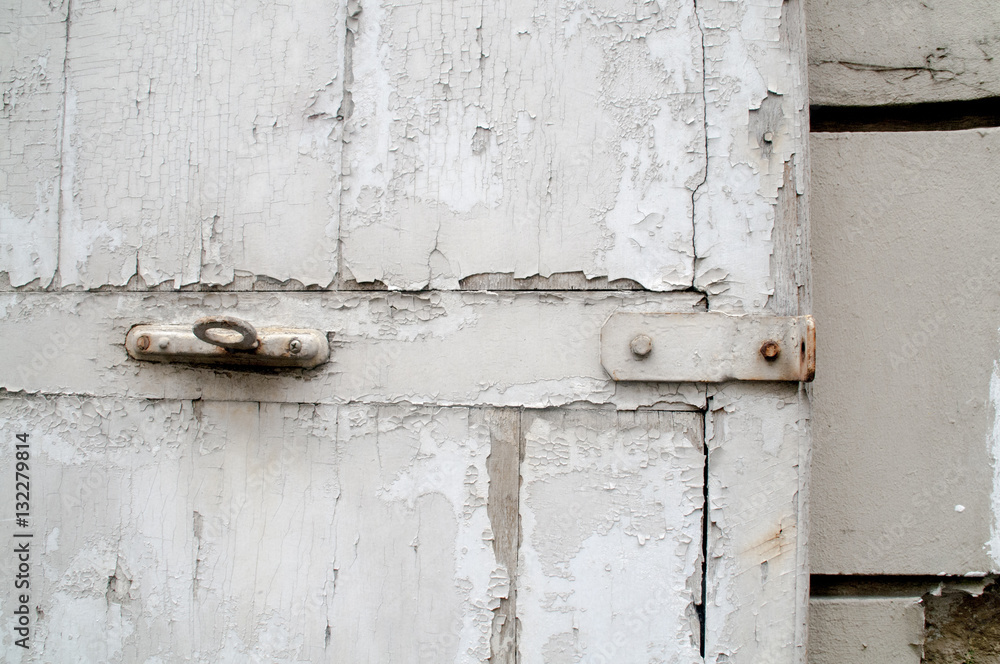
601,313,816,382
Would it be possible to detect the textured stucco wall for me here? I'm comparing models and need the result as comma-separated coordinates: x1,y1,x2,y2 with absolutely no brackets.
810,130,1000,576
807,0,1000,106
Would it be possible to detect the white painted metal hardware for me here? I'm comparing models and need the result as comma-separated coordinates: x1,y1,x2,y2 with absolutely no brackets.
125,319,329,369
601,313,816,382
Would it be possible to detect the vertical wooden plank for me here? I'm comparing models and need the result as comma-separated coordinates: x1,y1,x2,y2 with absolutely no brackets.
693,0,810,313
518,408,705,662
59,0,345,288
342,0,705,290
0,397,344,661
705,384,810,664
481,408,519,662
188,401,341,662
329,404,506,663
0,0,65,287
693,0,812,661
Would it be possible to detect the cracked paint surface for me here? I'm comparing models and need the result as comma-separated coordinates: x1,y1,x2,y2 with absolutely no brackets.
0,0,66,287
0,397,505,662
693,0,809,312
0,0,811,662
342,0,705,291
0,290,708,409
519,409,705,663
1,0,805,316
2,0,346,289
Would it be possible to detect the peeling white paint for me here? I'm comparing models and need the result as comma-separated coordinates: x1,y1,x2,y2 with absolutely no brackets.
1,0,812,661
342,0,705,291
988,349,1000,568
50,0,346,289
518,409,705,662
0,0,66,288
0,398,507,662
0,291,707,409
705,383,810,664
694,0,808,312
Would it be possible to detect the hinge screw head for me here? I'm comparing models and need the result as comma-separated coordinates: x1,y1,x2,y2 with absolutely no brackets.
760,340,781,361
136,335,150,351
630,334,653,358
289,338,302,354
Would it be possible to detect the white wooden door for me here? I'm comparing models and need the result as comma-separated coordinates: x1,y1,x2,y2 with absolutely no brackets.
0,0,810,662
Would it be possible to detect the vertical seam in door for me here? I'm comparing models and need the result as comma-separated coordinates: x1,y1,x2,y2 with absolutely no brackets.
53,0,73,290
699,407,709,659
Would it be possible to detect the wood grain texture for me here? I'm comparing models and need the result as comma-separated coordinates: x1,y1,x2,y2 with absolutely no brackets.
482,408,520,662
694,0,810,313
692,0,812,661
705,383,810,664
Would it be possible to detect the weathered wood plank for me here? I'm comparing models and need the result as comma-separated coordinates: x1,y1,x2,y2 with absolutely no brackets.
0,397,511,662
0,398,342,660
694,0,810,313
692,0,812,661
481,408,520,662
518,408,705,662
705,383,810,664
58,0,345,288
0,0,66,287
330,404,503,662
341,0,705,291
0,291,707,409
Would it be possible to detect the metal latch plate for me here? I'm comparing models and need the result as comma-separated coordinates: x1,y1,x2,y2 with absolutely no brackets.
126,325,329,369
601,313,815,382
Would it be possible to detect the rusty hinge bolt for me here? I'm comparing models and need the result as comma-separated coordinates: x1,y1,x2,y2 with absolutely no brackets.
760,340,781,361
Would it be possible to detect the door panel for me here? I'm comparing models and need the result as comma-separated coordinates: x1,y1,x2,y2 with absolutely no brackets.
1,0,811,660
0,397,706,662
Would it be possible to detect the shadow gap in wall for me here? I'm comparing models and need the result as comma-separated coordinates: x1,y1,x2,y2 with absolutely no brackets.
811,97,1000,132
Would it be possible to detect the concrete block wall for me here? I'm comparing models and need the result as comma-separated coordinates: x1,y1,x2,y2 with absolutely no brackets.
807,0,1000,661
809,597,924,664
